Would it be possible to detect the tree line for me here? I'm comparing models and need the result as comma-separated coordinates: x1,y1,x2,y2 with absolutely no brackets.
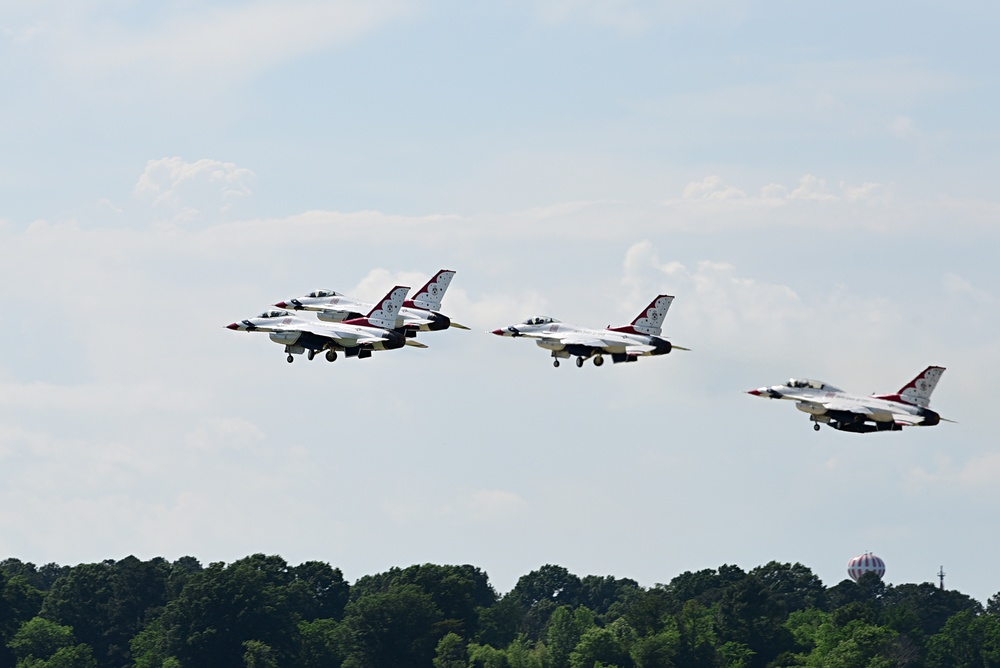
1,554,998,667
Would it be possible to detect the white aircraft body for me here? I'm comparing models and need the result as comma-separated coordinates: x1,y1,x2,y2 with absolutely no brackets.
275,269,468,334
491,295,687,367
226,286,426,363
747,366,949,433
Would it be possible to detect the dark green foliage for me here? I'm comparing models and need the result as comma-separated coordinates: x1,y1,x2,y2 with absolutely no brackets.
151,554,301,668
297,618,343,668
4,554,1000,668
433,632,467,668
39,556,171,667
578,575,641,617
665,564,747,611
511,565,582,609
351,563,494,636
0,560,70,592
882,582,983,637
714,574,793,667
546,606,594,668
338,582,444,667
288,561,350,621
8,616,98,668
750,561,826,612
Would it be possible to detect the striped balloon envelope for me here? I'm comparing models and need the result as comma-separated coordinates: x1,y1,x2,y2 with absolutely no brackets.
848,552,886,581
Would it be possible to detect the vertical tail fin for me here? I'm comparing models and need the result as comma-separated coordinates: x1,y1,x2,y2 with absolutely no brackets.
359,286,410,329
607,295,674,336
405,270,455,311
894,366,946,407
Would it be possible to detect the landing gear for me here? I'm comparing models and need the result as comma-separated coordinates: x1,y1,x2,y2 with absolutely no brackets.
553,360,560,368
576,357,585,368
593,355,604,367
286,354,294,363
813,423,821,432
325,350,338,362
307,350,316,361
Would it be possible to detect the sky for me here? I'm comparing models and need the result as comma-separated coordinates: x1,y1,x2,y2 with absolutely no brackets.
1,0,999,604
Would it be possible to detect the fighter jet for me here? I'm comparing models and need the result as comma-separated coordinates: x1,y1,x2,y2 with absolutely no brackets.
491,294,688,367
274,269,468,335
747,366,950,432
226,286,427,363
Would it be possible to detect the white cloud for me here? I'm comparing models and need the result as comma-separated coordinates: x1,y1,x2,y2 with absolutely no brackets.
14,0,416,82
528,0,741,33
134,157,255,221
943,273,993,304
466,489,528,520
907,453,1000,489
184,417,266,451
683,175,746,201
532,0,650,32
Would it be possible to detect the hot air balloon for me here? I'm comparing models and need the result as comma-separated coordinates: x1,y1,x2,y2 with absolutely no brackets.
848,552,886,581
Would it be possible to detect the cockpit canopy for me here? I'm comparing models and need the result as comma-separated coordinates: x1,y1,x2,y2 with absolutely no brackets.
786,378,839,391
257,310,289,319
306,289,340,298
521,316,559,326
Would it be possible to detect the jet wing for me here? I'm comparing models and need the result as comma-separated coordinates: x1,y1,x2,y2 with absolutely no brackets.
293,321,390,345
821,399,895,423
541,334,610,349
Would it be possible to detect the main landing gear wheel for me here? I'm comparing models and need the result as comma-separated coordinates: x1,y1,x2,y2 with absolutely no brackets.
553,360,560,368
593,356,604,367
576,357,585,368
286,354,294,363
813,423,821,432
325,350,338,362
307,350,316,361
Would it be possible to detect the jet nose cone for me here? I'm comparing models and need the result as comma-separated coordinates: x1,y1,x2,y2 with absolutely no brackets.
490,328,505,336
746,389,762,396
275,301,288,308
225,323,240,330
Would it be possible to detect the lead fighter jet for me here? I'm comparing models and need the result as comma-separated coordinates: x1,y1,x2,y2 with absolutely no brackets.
491,294,688,367
274,269,468,335
747,366,950,432
226,286,426,363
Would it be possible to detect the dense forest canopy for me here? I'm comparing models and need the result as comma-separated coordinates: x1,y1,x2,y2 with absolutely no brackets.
1,555,998,667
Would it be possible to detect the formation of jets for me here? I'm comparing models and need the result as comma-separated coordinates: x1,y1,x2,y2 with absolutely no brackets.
225,271,461,364
226,271,952,434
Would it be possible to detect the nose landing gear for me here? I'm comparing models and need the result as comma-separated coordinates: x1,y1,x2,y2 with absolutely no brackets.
286,354,294,363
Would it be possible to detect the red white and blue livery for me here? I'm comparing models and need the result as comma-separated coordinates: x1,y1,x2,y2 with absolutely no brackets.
275,269,467,334
491,294,688,368
747,366,949,433
226,285,427,363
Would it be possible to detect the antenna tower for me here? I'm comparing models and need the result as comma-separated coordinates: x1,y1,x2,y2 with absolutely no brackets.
938,565,946,590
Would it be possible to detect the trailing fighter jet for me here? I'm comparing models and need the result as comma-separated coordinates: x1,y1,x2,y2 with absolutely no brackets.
274,269,468,335
747,366,950,433
491,294,688,367
226,286,427,363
